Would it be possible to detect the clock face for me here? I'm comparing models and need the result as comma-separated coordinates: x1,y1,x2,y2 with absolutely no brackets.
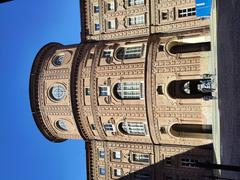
51,84,66,101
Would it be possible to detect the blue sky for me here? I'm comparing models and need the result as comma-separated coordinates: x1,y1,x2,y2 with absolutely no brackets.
0,1,86,180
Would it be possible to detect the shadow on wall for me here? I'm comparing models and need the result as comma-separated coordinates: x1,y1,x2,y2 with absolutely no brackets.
118,144,217,180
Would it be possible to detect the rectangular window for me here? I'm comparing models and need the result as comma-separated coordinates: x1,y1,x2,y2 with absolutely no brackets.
103,50,113,58
91,124,96,130
133,153,150,163
99,150,105,159
181,158,198,168
165,157,172,166
113,151,121,159
95,23,100,31
178,7,196,18
107,2,115,10
107,20,116,29
114,169,122,177
85,88,90,96
99,167,106,175
99,86,109,96
94,5,100,13
121,122,147,135
125,46,143,59
128,14,145,25
104,123,116,132
128,0,144,6
134,173,150,179
162,12,168,20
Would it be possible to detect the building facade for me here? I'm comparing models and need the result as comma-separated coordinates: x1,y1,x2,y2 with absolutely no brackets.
30,0,216,179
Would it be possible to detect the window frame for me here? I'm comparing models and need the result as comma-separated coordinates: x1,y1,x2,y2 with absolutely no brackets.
113,168,122,177
56,119,68,131
107,19,116,29
107,2,115,11
99,150,105,159
93,5,100,13
99,86,110,96
50,84,67,101
131,152,150,164
128,14,145,26
99,167,106,176
178,7,196,18
120,121,147,135
112,151,121,160
180,158,199,168
103,49,113,58
52,54,65,66
128,0,145,6
85,87,91,96
104,123,116,132
115,44,145,60
114,81,144,100
95,23,100,31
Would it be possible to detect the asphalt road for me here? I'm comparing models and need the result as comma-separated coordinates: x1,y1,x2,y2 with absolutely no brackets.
217,0,240,179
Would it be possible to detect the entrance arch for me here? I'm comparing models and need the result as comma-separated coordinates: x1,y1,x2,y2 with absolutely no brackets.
170,124,212,139
167,79,213,99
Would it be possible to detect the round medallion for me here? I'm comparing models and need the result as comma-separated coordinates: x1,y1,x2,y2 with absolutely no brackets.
50,84,66,101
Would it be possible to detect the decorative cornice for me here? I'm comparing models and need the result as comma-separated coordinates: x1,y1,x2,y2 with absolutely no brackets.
90,43,107,140
71,43,95,140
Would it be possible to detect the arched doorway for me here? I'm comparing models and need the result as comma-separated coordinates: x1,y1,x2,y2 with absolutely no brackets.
170,42,211,54
170,124,212,139
167,79,213,99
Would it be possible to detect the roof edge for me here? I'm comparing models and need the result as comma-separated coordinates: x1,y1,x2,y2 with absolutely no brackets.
29,42,66,143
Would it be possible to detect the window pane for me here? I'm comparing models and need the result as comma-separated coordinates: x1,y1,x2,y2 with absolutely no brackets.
51,84,66,101
133,154,150,163
85,88,90,95
94,6,99,13
113,151,121,159
108,20,116,29
120,122,146,135
115,82,144,100
129,15,145,25
56,120,68,131
108,2,114,10
99,86,109,96
178,7,196,18
95,24,100,31
99,167,106,175
181,158,198,168
114,169,122,177
128,0,144,6
99,150,105,158
52,55,64,66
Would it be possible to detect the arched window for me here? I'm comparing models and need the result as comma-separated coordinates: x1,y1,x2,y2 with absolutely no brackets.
116,45,144,60
113,82,144,100
170,124,212,139
50,84,66,101
119,122,147,135
167,79,213,99
56,119,68,131
169,42,211,54
52,55,64,66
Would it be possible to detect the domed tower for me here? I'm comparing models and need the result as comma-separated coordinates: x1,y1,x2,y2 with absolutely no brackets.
30,43,83,142
30,30,214,146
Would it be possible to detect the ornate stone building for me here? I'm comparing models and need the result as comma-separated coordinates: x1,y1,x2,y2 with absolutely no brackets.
30,0,215,179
